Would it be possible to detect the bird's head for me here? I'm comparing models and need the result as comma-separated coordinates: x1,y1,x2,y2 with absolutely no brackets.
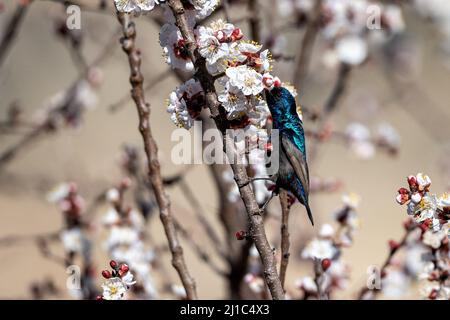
265,87,296,114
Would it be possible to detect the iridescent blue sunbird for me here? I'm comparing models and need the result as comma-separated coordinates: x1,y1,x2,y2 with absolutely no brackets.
265,86,314,226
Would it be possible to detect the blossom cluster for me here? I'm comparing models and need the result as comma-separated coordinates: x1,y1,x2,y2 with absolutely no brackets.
98,260,136,300
47,182,88,255
396,173,450,232
278,0,405,67
102,178,158,299
158,1,296,130
297,193,360,298
345,122,400,159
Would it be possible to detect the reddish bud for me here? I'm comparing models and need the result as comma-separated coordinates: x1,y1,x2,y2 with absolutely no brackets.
120,263,129,273
321,258,332,271
235,230,247,241
231,28,244,41
96,295,103,300
428,289,438,300
407,176,418,189
388,240,400,251
398,187,409,195
109,260,118,269
101,270,112,279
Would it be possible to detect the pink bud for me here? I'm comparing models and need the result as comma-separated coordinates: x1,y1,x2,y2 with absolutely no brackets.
388,240,400,251
101,270,112,279
407,176,418,189
231,28,243,41
119,264,129,274
109,260,118,269
396,194,409,205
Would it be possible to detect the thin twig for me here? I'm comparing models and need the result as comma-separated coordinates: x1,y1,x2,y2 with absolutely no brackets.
248,0,260,43
173,217,227,277
116,11,197,300
357,225,416,300
178,178,228,260
167,0,284,299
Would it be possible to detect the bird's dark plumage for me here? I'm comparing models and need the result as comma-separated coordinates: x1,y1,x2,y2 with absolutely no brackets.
265,87,313,225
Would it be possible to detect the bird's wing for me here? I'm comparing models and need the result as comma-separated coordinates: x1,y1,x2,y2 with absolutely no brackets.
280,132,310,197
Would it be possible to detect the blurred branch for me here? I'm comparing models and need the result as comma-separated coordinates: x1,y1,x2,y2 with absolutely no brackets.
0,29,119,169
178,177,228,261
293,0,323,90
0,2,31,69
357,223,417,300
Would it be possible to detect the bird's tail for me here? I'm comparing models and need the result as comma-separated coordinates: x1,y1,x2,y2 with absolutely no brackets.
305,202,314,226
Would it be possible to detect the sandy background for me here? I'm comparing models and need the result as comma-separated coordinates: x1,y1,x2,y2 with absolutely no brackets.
0,1,449,299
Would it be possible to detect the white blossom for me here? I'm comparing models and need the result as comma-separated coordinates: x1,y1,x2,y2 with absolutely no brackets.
336,36,368,66
102,277,127,300
225,65,264,96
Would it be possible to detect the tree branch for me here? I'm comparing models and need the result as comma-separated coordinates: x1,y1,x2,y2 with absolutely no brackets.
166,0,284,299
116,11,197,300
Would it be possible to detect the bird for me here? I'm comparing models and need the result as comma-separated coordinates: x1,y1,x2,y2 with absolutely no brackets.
264,86,314,226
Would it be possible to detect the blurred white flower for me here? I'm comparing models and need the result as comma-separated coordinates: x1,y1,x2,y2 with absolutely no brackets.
106,226,140,249
319,224,335,238
422,229,447,249
302,238,337,260
244,274,265,293
382,269,410,298
121,271,137,287
295,276,318,293
336,36,368,66
47,183,70,203
60,228,84,253
106,188,120,203
376,122,401,149
342,193,361,209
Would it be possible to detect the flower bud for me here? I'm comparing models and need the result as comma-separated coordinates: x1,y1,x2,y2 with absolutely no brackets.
231,28,243,41
321,258,332,271
120,263,129,273
407,175,418,189
101,270,112,279
388,240,400,251
109,260,118,269
235,230,247,241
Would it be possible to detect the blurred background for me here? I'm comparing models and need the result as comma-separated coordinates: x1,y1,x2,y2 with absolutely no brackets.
0,0,449,299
